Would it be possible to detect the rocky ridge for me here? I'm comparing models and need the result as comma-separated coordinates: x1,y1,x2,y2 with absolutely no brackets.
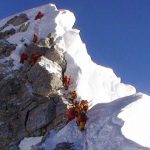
0,11,68,150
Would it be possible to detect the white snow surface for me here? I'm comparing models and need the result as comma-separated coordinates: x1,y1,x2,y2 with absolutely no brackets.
118,93,150,148
38,56,62,75
1,3,150,150
19,137,43,150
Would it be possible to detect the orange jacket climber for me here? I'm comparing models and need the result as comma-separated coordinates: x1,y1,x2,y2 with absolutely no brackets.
34,11,44,20
32,34,38,43
30,53,41,65
74,101,81,116
66,107,75,124
63,76,73,90
78,111,88,131
80,100,89,112
20,52,28,64
69,90,77,104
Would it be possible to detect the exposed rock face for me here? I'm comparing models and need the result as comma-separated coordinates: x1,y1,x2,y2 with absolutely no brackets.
17,22,30,32
0,38,67,149
6,13,29,26
0,60,14,82
26,43,49,60
38,37,54,48
0,67,66,150
0,13,29,40
0,77,21,102
26,99,56,133
0,8,68,149
0,40,16,58
0,28,16,39
27,56,63,96
45,46,67,72
44,96,67,133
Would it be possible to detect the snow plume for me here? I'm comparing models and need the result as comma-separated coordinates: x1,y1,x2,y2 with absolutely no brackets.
0,3,150,150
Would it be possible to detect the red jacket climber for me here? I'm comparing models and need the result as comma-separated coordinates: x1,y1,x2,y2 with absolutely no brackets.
34,11,44,20
66,107,75,124
32,34,38,43
20,52,28,64
63,76,73,90
30,53,41,65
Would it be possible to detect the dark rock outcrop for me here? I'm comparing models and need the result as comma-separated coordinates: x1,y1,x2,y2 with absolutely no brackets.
17,22,30,32
45,45,66,72
27,56,63,96
26,100,56,133
6,13,29,26
0,77,21,101
54,142,75,150
0,22,67,149
0,40,16,58
0,13,29,39
0,28,16,39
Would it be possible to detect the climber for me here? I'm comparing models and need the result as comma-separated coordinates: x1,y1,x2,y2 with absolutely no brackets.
34,11,44,20
63,76,73,90
74,101,81,126
69,90,77,104
80,100,89,112
78,111,88,131
32,34,38,43
20,52,28,64
66,107,75,124
74,101,81,115
30,53,41,65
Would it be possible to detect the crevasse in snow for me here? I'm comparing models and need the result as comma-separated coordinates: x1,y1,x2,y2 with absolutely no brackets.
1,3,150,150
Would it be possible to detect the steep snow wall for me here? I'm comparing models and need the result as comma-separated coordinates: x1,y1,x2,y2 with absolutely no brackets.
57,29,136,106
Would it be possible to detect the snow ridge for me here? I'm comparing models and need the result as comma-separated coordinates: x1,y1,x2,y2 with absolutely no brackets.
0,3,150,150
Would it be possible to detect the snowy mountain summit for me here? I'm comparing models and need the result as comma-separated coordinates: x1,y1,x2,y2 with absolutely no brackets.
0,3,150,150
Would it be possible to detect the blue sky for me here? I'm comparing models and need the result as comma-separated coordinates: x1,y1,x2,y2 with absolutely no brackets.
0,0,150,94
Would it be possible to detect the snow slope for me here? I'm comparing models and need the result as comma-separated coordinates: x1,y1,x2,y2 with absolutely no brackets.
0,3,150,150
19,137,43,150
43,94,150,150
118,94,150,148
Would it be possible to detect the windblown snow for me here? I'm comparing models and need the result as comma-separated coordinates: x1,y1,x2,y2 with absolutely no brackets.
0,3,150,150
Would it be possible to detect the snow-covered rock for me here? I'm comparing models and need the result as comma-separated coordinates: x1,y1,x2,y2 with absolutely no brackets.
27,56,62,96
6,13,29,26
0,40,16,58
0,2,149,150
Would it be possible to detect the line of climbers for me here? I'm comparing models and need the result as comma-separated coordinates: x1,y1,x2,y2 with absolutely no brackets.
20,52,41,65
63,76,89,131
20,11,44,65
